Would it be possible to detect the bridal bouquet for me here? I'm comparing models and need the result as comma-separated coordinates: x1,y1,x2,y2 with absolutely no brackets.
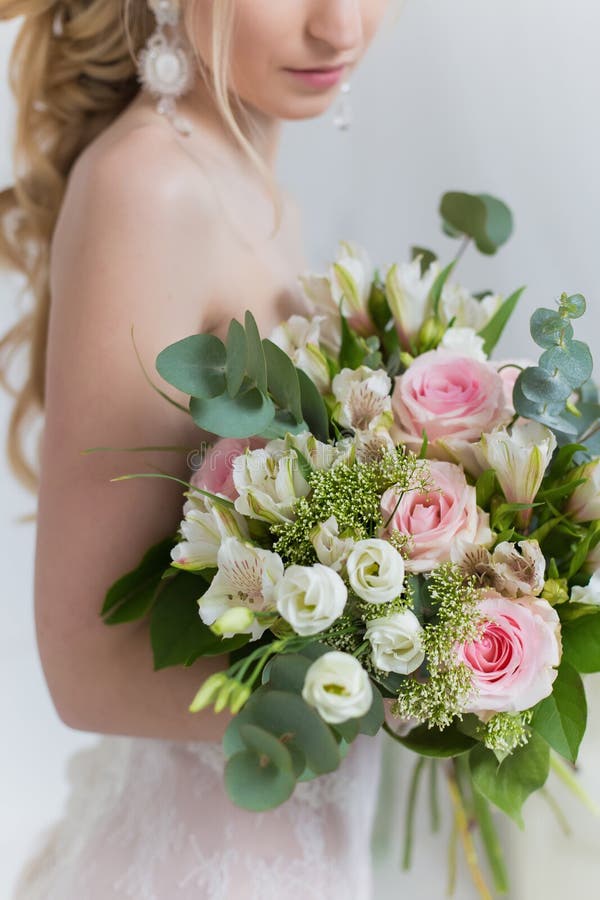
98,191,600,897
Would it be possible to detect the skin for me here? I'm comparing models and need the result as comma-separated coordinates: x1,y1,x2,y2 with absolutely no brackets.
36,0,389,741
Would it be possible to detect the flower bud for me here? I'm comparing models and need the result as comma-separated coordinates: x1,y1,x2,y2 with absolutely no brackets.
210,606,255,637
188,672,229,713
541,578,569,606
214,679,238,713
417,316,446,353
229,682,252,714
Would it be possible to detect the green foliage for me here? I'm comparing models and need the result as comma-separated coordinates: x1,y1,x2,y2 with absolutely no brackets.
562,612,600,672
262,339,303,423
385,721,476,757
189,388,276,438
156,334,227,398
296,368,329,441
101,536,175,624
469,732,550,827
531,661,587,762
225,319,247,396
513,293,599,439
439,191,513,254
149,572,248,670
410,246,438,275
478,286,526,356
224,724,296,810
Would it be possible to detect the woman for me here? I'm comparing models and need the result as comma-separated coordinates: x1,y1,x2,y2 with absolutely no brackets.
0,1,393,898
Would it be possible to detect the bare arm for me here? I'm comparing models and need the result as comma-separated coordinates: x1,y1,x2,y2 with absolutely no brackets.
36,128,237,742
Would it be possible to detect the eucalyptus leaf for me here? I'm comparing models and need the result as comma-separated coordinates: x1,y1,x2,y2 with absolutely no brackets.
519,366,572,405
156,334,226,398
539,342,593,390
226,319,247,397
189,389,275,438
244,310,268,394
262,338,303,423
531,661,587,762
530,309,574,349
297,369,330,442
224,724,296,811
559,293,586,318
439,191,512,254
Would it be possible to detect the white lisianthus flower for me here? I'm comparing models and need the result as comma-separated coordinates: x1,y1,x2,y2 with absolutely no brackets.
332,366,393,433
269,314,331,393
309,516,356,573
197,537,284,641
571,571,600,606
232,444,310,524
480,422,557,509
440,326,487,361
566,460,600,523
274,563,347,636
384,255,440,347
302,651,373,723
440,284,503,332
170,503,249,571
346,538,405,604
365,610,425,674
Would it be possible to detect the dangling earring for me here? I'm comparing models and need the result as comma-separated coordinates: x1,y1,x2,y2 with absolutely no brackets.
137,0,195,136
333,81,353,131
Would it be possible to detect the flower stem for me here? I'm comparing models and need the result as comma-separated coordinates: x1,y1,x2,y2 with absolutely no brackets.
445,762,493,900
402,757,426,870
550,753,600,816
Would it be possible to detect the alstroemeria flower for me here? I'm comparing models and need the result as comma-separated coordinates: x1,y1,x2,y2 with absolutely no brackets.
440,284,503,332
197,537,284,641
269,314,331,393
332,366,393,433
571,571,600,606
384,255,440,349
479,422,557,514
566,460,600,523
299,240,375,343
170,503,249,571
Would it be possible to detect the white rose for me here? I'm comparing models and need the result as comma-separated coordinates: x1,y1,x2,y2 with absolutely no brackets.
365,610,425,675
309,516,356,573
302,651,373,723
346,538,405,604
274,564,347,635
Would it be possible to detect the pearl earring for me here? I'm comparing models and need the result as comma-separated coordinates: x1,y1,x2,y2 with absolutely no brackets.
137,0,194,136
333,81,353,131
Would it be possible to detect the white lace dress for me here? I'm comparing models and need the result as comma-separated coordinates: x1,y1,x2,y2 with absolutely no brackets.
12,731,384,900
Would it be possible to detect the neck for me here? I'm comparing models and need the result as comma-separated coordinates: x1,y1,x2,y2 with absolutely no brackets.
176,77,282,173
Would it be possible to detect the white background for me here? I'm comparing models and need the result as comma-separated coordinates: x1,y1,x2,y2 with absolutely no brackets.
2,1,600,897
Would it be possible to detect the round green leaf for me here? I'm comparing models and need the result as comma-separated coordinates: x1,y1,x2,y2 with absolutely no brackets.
478,193,514,250
156,334,226,398
224,724,296,811
265,653,312,694
189,389,275,438
539,342,593,390
439,191,512,255
519,366,572,405
530,309,573,349
559,293,586,318
230,688,341,775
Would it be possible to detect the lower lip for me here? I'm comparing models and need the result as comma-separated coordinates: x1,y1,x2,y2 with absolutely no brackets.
284,66,345,88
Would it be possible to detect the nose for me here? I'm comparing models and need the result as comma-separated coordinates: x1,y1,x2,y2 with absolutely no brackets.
307,0,363,54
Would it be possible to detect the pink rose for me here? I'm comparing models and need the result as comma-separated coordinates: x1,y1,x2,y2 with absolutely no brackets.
191,437,267,501
391,349,511,454
380,460,492,573
455,591,562,716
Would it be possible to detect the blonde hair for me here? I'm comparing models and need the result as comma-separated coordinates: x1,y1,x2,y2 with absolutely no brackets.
0,0,282,504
